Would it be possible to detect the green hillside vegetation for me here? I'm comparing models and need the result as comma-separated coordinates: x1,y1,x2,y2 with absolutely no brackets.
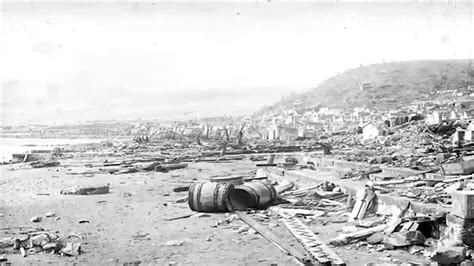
262,59,474,112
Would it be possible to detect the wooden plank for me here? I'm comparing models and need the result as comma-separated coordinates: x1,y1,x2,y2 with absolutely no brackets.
330,223,390,246
442,174,474,183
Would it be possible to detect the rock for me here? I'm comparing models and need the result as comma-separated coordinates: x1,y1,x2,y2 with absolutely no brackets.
42,242,61,252
195,213,210,218
382,230,426,247
329,235,349,246
60,242,81,256
407,245,425,255
237,226,249,234
0,238,14,249
164,240,184,246
30,216,42,223
321,182,335,191
431,246,466,264
45,212,56,218
367,232,384,244
31,234,50,246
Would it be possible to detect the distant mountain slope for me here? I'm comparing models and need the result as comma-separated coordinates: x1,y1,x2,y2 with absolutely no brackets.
262,59,474,112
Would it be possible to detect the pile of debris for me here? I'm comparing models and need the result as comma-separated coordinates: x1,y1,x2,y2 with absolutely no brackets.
180,166,474,265
0,227,82,260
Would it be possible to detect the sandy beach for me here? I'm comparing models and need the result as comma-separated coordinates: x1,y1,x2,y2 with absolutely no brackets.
0,140,431,265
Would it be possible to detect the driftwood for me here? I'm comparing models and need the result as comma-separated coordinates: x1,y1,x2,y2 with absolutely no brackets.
60,185,109,195
164,214,193,221
155,163,188,172
281,183,323,197
330,223,390,246
30,161,60,168
275,182,295,194
175,196,188,203
442,174,474,184
256,163,277,167
372,180,409,186
173,186,190,192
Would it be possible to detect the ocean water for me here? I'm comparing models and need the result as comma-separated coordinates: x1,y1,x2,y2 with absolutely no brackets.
0,137,104,162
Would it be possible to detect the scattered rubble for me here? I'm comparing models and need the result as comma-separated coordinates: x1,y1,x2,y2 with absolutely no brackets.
0,228,82,259
4,106,474,264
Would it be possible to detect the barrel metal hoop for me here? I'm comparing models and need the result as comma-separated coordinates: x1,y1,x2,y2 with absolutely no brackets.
213,183,221,210
188,183,196,210
261,182,277,200
196,183,204,211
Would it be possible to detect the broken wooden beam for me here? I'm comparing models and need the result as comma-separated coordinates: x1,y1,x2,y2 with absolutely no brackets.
329,223,389,246
275,181,295,195
442,174,474,184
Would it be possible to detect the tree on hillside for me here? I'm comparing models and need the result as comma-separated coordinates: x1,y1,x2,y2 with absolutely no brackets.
223,126,230,142
236,123,246,146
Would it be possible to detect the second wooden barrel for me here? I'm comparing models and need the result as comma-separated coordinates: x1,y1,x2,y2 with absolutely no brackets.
188,182,232,212
227,181,277,211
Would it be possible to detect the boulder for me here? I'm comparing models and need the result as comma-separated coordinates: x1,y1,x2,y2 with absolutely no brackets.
60,242,81,256
382,230,426,247
367,232,384,244
431,246,466,264
30,234,50,246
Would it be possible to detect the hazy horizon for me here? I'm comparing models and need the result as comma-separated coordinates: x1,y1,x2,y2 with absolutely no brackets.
2,2,473,126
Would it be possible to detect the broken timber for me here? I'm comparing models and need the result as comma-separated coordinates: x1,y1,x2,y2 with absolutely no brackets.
282,217,345,266
235,211,313,265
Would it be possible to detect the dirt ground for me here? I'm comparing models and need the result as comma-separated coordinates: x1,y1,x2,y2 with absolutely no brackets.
0,157,433,265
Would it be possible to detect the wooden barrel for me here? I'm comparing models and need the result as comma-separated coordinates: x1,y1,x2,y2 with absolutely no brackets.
188,182,233,212
227,181,277,211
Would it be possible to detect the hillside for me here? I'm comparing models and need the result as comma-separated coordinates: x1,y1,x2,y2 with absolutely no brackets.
261,59,474,112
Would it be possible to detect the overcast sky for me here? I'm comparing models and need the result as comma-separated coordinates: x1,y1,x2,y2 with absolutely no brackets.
1,2,473,125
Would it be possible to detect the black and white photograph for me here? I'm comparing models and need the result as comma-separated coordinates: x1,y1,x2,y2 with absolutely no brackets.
1,1,474,265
